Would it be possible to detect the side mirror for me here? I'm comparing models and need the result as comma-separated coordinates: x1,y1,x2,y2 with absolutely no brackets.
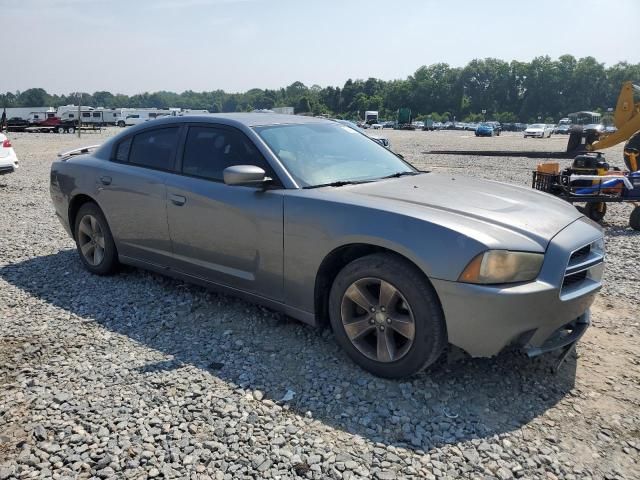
223,165,270,186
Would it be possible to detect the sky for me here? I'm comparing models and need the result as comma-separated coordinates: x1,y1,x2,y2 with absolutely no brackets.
4,0,639,95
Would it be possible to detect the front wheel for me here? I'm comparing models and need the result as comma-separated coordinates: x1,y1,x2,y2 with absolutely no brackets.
74,202,118,275
329,253,447,378
583,202,607,222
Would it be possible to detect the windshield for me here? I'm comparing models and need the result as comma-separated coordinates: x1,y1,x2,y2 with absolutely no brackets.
255,123,414,187
529,124,545,129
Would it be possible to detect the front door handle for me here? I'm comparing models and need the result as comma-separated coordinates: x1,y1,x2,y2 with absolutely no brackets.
99,176,112,186
169,194,186,206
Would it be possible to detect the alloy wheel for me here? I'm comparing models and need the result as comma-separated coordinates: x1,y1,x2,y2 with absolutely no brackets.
340,277,416,363
78,214,105,266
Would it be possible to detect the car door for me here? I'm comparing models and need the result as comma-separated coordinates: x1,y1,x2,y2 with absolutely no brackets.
96,126,180,267
164,123,284,301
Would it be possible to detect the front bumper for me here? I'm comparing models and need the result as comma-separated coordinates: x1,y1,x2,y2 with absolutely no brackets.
431,218,603,358
525,311,590,357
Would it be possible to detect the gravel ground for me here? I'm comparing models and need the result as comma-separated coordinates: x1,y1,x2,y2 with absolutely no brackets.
0,128,638,480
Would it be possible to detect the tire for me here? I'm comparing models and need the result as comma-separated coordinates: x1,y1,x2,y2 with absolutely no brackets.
623,131,640,172
630,206,640,231
328,253,447,378
56,126,65,134
74,202,118,275
117,121,125,127
583,202,607,222
67,126,75,134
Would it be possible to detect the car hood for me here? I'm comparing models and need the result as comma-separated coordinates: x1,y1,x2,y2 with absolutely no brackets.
334,173,582,247
526,127,543,132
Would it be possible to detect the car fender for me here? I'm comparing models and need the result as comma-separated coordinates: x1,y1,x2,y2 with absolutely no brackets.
282,194,490,315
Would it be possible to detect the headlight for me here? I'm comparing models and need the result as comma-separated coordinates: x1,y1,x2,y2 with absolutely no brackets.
458,250,544,284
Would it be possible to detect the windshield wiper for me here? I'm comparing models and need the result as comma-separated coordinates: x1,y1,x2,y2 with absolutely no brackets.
379,171,422,179
303,179,374,189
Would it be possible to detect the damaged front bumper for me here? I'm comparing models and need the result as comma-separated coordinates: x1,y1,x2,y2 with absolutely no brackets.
525,310,591,358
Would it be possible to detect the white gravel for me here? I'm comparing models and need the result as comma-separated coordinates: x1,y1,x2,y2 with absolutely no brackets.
1,128,638,480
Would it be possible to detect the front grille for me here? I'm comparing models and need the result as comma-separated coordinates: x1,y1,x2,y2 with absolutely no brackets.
562,270,587,288
570,245,590,263
560,239,604,299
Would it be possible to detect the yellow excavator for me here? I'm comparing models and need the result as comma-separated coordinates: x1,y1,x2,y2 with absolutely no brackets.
534,81,640,229
568,81,640,172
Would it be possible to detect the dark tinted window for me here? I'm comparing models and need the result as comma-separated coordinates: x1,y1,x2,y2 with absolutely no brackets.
182,126,272,182
82,112,91,118
115,137,132,162
129,127,179,171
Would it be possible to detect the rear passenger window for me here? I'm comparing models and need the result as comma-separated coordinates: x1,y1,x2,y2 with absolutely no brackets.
128,127,179,171
114,138,131,162
182,126,274,182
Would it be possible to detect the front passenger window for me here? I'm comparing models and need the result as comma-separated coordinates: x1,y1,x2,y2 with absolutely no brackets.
182,126,274,182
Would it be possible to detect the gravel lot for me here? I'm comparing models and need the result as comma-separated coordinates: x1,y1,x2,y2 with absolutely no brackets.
1,128,638,480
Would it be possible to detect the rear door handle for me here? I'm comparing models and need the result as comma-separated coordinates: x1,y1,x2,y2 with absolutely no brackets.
169,194,186,206
99,176,112,186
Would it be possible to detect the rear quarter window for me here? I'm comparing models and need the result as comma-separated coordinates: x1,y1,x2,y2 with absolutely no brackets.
114,137,132,163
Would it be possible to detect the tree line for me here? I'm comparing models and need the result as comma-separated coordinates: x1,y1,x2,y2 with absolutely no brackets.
4,55,638,123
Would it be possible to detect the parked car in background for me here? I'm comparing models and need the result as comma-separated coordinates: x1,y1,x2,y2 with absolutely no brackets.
524,124,553,138
371,123,382,130
475,123,497,137
335,119,391,149
382,121,395,129
50,113,604,378
485,121,502,135
0,133,19,175
553,124,571,134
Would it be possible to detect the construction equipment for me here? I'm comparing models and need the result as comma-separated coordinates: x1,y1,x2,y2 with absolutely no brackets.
394,108,415,130
567,81,640,154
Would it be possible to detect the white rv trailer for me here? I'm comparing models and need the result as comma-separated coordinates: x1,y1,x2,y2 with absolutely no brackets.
56,105,119,125
114,108,173,127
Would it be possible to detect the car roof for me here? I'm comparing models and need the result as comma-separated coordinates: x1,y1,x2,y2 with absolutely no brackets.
152,113,330,128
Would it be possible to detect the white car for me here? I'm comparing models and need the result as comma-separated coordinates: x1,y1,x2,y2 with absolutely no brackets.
0,133,19,175
524,123,553,138
371,123,383,130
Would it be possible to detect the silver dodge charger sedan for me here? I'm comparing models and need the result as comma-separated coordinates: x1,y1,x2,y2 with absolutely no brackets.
50,114,604,378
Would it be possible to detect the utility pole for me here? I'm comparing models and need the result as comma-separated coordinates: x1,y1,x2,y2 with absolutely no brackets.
77,93,81,138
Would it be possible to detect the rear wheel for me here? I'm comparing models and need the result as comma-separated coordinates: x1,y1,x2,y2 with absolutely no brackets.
329,253,446,378
67,126,75,134
74,203,118,275
56,126,65,134
630,206,640,231
584,202,607,222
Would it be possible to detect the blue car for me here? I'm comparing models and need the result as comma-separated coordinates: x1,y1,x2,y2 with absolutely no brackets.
475,123,495,137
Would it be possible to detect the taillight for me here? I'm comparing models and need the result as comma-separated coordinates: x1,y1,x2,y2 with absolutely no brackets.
2,139,11,148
